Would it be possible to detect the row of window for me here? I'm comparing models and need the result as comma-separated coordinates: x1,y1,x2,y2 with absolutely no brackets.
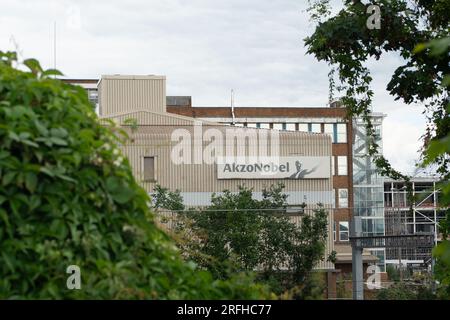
333,221,349,241
231,122,347,143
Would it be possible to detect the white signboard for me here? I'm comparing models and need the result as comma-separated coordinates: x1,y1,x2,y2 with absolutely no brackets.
217,156,331,179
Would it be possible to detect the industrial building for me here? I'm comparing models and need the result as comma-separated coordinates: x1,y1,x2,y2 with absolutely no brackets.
166,95,385,272
64,76,387,297
93,75,339,272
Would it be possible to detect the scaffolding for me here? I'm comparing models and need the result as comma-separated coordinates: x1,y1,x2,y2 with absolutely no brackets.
384,178,445,267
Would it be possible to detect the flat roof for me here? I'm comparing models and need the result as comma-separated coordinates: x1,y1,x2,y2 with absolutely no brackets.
385,176,441,183
100,75,165,80
61,78,98,83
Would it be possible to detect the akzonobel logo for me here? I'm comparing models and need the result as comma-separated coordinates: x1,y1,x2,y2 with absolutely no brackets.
217,157,329,180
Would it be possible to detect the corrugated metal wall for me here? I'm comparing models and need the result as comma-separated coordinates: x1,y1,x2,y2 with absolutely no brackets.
99,75,166,116
117,126,332,196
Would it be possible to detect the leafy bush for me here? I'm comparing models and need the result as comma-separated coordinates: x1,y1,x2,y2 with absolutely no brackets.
376,283,435,300
0,51,270,299
153,183,330,297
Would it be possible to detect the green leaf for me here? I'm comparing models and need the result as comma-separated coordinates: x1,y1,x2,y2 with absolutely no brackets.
56,174,77,183
23,58,43,74
111,187,135,204
0,208,10,230
50,128,68,138
34,120,49,136
42,69,64,77
2,171,16,186
442,75,450,88
8,131,20,141
106,177,135,204
22,140,39,148
106,176,120,192
429,37,450,56
25,172,38,193
1,252,15,272
39,167,55,177
0,150,9,160
413,42,427,54
433,241,450,264
425,136,450,163
50,137,68,146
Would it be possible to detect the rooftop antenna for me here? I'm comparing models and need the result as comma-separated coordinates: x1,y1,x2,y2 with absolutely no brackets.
231,89,236,125
53,21,57,77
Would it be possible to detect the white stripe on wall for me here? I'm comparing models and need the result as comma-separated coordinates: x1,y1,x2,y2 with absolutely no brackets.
152,191,334,207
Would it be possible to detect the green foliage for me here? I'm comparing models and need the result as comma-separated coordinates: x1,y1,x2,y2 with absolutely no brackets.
386,264,401,282
416,36,450,300
152,185,185,212
153,183,330,297
305,0,449,181
0,51,270,299
305,3,449,298
293,272,327,300
376,283,435,300
336,273,352,300
433,240,450,298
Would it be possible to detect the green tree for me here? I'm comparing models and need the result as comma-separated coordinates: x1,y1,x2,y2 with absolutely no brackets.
0,51,269,299
376,282,435,300
153,183,331,298
304,0,449,298
305,0,449,180
418,37,450,299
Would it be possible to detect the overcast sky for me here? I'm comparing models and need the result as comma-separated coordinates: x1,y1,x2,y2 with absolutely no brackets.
0,0,429,174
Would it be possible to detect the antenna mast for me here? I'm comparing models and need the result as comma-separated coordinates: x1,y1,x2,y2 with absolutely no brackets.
53,21,57,75
231,89,236,125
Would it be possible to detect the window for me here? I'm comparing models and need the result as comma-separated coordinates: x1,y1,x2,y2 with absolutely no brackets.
338,188,348,208
333,189,336,207
87,89,99,114
310,123,321,133
256,123,261,128
87,89,98,103
143,156,155,181
339,221,349,241
324,123,335,143
370,249,386,272
273,123,283,131
331,156,335,176
297,123,308,132
337,156,348,176
333,221,336,241
337,123,347,143
247,123,257,128
286,123,296,131
260,123,270,129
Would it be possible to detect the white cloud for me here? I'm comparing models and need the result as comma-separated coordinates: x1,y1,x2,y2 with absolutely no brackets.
0,0,427,174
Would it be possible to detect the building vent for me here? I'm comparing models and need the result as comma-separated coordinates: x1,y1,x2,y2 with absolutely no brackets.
329,99,344,108
166,96,192,107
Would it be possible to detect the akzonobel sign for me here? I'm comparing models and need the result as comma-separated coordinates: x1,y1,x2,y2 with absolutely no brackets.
217,156,331,179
